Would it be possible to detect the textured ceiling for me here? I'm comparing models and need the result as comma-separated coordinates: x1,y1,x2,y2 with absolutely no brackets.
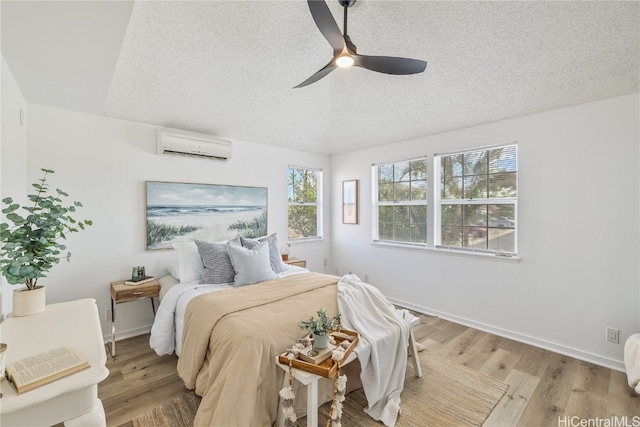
2,1,639,155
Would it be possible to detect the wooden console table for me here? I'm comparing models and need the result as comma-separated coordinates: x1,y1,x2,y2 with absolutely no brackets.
0,299,109,426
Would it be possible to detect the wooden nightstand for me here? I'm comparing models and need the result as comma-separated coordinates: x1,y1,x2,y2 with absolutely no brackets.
284,257,307,268
109,279,160,356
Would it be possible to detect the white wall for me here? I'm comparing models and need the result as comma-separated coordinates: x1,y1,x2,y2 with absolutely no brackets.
19,104,332,339
4,77,638,370
331,93,640,371
1,54,27,319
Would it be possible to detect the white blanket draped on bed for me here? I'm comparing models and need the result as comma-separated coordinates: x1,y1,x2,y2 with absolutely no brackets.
337,274,413,427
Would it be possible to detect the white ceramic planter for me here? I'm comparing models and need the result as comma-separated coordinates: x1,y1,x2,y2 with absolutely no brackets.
13,286,45,317
313,333,329,350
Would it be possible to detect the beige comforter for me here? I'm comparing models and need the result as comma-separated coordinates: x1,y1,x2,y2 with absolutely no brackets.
177,272,340,426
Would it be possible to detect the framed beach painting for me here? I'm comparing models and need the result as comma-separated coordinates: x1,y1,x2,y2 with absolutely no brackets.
146,181,268,250
342,179,359,224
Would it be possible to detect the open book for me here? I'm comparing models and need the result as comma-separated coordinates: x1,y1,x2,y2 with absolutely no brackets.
5,346,90,394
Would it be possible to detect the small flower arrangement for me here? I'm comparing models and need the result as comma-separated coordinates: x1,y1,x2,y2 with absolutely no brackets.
299,308,341,337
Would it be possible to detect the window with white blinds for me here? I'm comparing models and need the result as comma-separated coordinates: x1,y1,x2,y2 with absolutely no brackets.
436,144,518,255
373,158,428,245
372,144,518,258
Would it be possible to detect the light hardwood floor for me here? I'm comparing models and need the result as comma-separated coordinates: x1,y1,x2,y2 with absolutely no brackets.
99,313,639,426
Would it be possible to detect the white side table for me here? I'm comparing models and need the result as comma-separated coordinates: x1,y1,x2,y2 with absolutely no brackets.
276,317,422,427
0,299,110,426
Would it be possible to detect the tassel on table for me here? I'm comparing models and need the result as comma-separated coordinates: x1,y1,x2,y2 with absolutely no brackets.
330,374,347,427
280,359,297,427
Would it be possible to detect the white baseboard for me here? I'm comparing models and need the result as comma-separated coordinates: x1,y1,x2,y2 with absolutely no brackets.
103,323,153,345
389,297,626,373
103,302,626,373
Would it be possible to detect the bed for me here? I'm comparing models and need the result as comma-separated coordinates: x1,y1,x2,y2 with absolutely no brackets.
151,264,309,357
149,235,412,427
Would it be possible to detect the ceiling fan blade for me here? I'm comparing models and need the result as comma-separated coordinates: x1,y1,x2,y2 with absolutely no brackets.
353,54,427,75
294,60,337,88
307,0,345,54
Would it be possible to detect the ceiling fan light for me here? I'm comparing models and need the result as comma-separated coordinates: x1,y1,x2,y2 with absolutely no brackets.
336,54,354,68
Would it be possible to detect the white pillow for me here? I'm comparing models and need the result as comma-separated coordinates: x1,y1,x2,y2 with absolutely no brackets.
239,233,288,274
167,255,180,280
227,241,276,287
171,241,204,282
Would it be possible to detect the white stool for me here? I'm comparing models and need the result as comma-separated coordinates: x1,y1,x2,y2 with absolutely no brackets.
275,317,422,427
407,315,423,377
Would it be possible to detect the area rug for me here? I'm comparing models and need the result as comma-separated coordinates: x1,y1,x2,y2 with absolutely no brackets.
132,391,201,427
319,351,509,427
133,350,507,427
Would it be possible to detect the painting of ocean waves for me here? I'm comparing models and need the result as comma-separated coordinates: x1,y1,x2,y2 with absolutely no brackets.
148,205,264,217
146,182,268,250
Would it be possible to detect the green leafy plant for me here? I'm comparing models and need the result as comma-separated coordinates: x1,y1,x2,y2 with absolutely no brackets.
0,168,92,290
299,308,341,337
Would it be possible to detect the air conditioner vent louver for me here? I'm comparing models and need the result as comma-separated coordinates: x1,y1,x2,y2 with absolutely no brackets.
156,129,232,161
162,149,228,161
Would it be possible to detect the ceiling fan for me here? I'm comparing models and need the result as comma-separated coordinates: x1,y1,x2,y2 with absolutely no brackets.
295,0,427,88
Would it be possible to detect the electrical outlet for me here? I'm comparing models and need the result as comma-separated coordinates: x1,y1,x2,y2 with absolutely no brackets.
364,274,369,282
323,258,328,266
106,309,112,322
606,327,619,343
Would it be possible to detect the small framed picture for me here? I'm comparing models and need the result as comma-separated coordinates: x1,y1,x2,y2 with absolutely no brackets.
342,180,359,225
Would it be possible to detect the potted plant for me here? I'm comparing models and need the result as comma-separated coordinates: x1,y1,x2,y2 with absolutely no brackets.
0,168,92,316
299,308,341,349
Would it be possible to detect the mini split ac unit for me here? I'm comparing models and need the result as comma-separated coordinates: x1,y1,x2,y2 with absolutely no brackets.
156,129,232,161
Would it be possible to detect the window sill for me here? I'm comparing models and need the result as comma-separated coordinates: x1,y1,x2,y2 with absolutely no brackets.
288,237,323,244
371,240,520,262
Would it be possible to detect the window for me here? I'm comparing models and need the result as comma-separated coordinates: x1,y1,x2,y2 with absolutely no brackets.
436,144,517,254
288,166,322,240
371,144,518,258
373,158,428,244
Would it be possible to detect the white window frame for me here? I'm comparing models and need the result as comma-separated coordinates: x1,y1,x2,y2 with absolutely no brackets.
371,156,428,246
287,166,323,241
434,143,518,257
371,143,518,260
